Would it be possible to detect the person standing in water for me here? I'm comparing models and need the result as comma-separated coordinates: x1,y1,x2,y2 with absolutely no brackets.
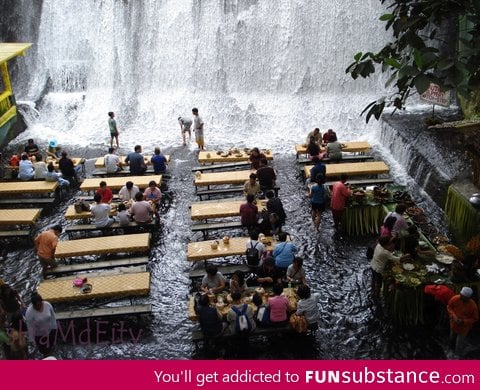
178,116,192,146
108,111,120,149
192,107,204,150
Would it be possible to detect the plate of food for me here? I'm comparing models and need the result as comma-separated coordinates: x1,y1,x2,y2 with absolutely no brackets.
402,263,415,271
435,253,455,265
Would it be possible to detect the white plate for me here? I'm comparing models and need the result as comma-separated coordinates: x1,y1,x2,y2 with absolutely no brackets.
402,263,415,271
435,254,454,265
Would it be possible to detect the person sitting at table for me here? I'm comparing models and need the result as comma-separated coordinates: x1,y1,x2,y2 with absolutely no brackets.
256,158,276,193
326,133,342,161
229,270,247,294
286,257,307,285
306,128,322,145
295,284,320,329
380,215,397,239
18,154,34,180
255,256,282,287
58,151,81,183
268,283,294,326
370,235,411,300
32,155,47,179
266,190,286,229
104,147,122,174
151,147,168,174
196,293,224,339
45,163,70,187
115,202,131,226
322,128,337,145
249,147,265,170
226,290,256,335
90,193,114,228
240,194,259,231
246,229,266,266
34,225,62,277
125,144,147,175
306,136,321,159
95,180,113,204
118,181,140,203
46,139,62,160
243,173,260,198
130,191,153,224
200,265,226,294
143,180,162,219
273,232,297,272
24,138,41,159
307,156,326,186
383,203,409,237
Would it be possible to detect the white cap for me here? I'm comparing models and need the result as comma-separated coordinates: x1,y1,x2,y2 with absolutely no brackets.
460,286,473,298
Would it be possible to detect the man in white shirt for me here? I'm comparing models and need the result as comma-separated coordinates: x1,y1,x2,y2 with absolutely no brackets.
130,192,153,223
90,193,114,228
104,147,122,174
118,181,140,202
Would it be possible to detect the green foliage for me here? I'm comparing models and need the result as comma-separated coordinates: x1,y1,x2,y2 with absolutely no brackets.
346,0,480,122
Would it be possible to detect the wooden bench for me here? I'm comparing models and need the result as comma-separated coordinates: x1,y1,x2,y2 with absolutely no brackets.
0,198,56,208
324,178,394,187
191,221,245,239
65,221,156,238
196,186,280,201
191,161,250,173
0,230,31,240
45,256,149,276
297,155,374,165
55,304,152,321
92,169,172,180
188,264,251,279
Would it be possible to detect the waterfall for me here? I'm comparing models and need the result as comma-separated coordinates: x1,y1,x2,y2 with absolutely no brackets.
4,0,391,150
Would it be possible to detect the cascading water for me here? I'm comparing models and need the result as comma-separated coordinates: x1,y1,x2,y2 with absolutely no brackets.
6,0,392,149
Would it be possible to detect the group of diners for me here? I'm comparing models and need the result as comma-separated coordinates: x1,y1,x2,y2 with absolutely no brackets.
305,127,342,161
102,144,168,175
85,179,162,228
9,138,81,185
195,264,320,338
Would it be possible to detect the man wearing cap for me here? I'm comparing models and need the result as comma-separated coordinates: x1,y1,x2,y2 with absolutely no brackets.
178,116,192,146
447,286,479,357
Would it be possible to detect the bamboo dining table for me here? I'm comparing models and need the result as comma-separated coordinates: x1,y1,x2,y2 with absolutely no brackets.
64,204,117,220
37,271,151,303
190,199,267,221
54,233,150,259
303,161,389,178
80,175,162,191
187,236,279,262
0,208,42,225
0,181,58,196
94,155,170,168
194,170,253,188
198,150,273,164
295,141,371,157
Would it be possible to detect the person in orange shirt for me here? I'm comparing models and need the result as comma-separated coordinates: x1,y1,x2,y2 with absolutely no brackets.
330,174,352,229
447,286,479,357
34,225,62,277
95,181,113,203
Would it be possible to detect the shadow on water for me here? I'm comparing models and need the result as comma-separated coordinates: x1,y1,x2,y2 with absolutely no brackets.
0,144,470,360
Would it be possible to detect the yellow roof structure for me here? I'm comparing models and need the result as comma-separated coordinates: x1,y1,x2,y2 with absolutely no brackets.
0,43,32,64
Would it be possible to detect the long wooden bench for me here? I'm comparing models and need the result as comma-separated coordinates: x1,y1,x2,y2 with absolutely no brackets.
0,230,31,240
191,161,250,173
45,256,149,276
92,169,171,180
297,155,374,165
188,264,251,279
324,178,394,187
55,304,152,321
191,221,245,239
65,221,156,238
0,198,56,207
196,186,280,201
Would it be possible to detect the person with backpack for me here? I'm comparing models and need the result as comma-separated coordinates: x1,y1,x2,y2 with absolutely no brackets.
226,291,256,335
268,283,294,326
245,230,266,267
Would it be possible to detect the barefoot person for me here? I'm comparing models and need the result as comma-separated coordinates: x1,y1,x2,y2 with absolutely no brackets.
108,111,119,149
34,225,62,277
178,116,192,146
192,107,204,150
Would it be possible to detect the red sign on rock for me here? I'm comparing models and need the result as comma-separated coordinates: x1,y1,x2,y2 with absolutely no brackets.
420,83,451,107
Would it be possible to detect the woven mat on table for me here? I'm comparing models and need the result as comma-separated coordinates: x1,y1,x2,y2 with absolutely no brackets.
304,161,389,178
0,181,58,195
194,170,252,187
80,175,162,191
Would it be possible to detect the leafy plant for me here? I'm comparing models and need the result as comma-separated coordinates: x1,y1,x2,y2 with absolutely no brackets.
346,0,480,122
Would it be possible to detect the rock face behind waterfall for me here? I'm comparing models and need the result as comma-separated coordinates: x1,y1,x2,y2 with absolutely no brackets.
381,109,473,207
